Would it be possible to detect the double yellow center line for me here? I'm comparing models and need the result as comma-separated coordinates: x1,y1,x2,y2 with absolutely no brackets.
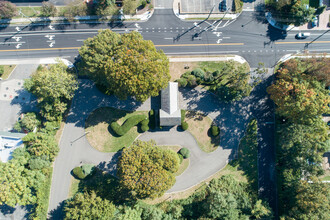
0,43,244,52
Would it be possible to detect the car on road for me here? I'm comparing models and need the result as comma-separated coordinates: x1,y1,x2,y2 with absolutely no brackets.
296,32,310,39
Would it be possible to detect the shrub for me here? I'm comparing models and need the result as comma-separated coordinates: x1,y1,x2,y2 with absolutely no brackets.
111,114,147,136
191,68,205,80
141,119,149,132
41,1,57,17
141,0,147,8
181,121,188,131
179,147,190,159
177,153,184,164
234,0,243,13
14,112,41,132
181,71,191,78
0,66,4,76
0,1,17,19
204,72,215,82
187,75,197,87
211,125,220,136
146,0,151,3
73,167,86,179
177,78,188,87
181,109,186,123
81,164,95,176
42,120,61,135
213,70,220,77
149,109,156,130
148,3,153,10
29,157,51,170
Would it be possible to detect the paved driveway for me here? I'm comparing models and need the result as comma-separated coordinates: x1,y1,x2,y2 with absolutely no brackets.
49,66,276,216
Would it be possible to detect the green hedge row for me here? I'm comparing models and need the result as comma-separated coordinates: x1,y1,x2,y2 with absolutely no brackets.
111,115,147,136
149,109,156,130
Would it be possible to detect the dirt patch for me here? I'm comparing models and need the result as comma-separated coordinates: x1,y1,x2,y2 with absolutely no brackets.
185,111,220,153
169,62,198,81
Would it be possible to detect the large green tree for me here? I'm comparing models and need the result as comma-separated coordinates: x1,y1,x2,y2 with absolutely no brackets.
22,132,59,162
64,191,116,220
24,61,78,121
267,59,330,123
78,30,170,102
117,140,179,199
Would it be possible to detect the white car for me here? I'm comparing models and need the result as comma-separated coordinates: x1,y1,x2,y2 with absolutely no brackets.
296,32,311,39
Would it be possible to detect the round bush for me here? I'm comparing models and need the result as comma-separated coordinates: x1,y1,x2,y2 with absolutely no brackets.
187,75,197,87
177,153,184,164
177,78,188,87
191,68,205,79
179,147,190,159
181,71,191,78
73,167,87,179
211,125,220,137
181,121,188,131
141,124,149,132
141,0,147,8
213,70,220,77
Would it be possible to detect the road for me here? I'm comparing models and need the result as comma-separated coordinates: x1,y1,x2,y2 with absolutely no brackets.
0,11,329,67
1,6,329,219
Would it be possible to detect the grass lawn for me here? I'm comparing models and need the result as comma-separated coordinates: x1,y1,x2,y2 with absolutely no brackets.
0,65,16,80
69,177,81,198
185,111,220,153
199,60,250,73
158,145,190,176
85,107,148,152
14,6,42,18
144,161,246,204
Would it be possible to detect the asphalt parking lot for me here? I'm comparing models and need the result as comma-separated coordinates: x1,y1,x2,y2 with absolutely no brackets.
0,64,38,132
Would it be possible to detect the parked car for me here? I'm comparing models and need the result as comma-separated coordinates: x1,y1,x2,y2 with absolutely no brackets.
311,17,318,28
296,32,310,39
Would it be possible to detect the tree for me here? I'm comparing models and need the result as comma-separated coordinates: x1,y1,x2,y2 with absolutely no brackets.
78,30,170,102
22,132,59,162
14,112,41,132
64,191,116,220
24,61,78,121
117,140,179,199
0,0,17,19
267,59,330,123
204,191,240,220
0,161,34,207
0,65,4,76
41,1,57,17
288,177,330,219
251,200,273,219
123,0,137,15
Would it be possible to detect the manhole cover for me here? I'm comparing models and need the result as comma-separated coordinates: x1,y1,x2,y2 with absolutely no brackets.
4,94,6,97
18,82,21,85
6,87,9,90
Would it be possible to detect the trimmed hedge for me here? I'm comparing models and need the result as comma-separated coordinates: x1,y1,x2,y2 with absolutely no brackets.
179,147,190,159
181,121,188,131
178,153,184,164
111,115,147,136
181,110,186,123
211,125,220,137
141,119,149,132
73,165,95,180
149,109,156,130
73,167,86,179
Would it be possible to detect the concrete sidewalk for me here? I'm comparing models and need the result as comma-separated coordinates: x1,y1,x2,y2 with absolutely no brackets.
169,55,247,64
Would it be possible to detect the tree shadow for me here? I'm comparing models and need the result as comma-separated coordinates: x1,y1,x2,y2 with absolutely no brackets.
48,201,65,220
66,80,144,128
266,24,287,42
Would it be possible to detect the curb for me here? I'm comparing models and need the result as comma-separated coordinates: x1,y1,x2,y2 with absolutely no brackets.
0,10,154,26
172,0,239,21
